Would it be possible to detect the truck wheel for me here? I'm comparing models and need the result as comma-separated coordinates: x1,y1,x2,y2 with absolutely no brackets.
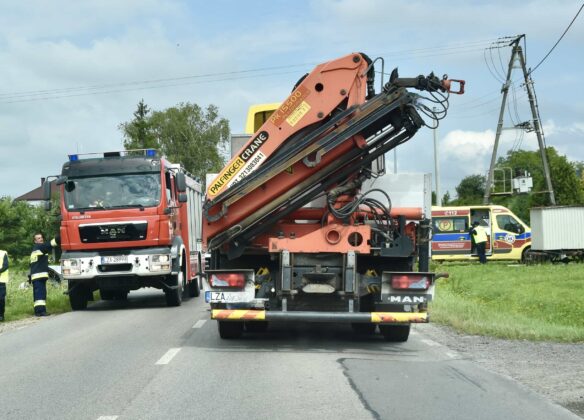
351,323,377,335
113,290,128,300
100,290,114,300
165,271,183,307
69,281,89,310
218,321,243,339
187,277,200,298
245,321,269,333
379,324,410,342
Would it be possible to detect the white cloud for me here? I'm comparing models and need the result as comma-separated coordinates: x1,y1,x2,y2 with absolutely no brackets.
442,129,495,162
1,0,584,200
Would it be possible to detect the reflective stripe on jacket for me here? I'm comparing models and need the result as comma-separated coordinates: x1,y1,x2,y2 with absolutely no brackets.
30,241,56,280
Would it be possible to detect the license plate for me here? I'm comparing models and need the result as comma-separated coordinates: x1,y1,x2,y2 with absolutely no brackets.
101,255,128,264
205,290,247,303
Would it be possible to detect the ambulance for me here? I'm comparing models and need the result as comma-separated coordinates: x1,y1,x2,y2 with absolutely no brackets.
431,205,531,262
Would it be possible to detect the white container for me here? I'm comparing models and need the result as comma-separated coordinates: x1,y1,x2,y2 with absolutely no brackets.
530,206,584,251
362,172,432,219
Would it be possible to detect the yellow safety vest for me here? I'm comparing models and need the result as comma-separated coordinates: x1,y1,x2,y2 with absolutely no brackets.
0,250,9,284
473,225,488,244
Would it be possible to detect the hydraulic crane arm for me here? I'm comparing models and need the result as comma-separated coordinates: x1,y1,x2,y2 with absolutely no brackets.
203,52,463,257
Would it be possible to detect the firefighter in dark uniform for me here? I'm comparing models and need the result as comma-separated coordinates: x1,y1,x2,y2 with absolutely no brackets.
30,233,59,316
0,248,9,322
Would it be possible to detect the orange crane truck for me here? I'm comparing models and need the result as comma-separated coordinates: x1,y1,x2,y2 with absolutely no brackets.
203,52,463,341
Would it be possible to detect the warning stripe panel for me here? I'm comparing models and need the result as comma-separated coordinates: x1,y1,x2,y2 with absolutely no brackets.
371,312,428,323
212,309,266,320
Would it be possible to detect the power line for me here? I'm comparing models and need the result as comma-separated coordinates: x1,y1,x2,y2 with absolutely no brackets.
0,69,302,104
529,3,584,74
1,38,504,104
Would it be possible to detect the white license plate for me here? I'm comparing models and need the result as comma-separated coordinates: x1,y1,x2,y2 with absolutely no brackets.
205,290,247,303
101,255,128,264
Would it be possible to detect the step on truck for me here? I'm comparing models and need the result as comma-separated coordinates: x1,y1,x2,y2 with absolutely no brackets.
202,52,463,341
43,149,204,309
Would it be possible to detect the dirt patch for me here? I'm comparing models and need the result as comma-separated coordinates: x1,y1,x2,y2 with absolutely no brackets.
0,317,46,335
419,323,584,418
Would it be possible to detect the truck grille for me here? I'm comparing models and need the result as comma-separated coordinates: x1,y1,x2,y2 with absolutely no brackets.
79,222,148,243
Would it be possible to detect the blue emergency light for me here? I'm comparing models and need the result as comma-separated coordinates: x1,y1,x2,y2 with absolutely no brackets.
69,154,79,161
146,149,156,157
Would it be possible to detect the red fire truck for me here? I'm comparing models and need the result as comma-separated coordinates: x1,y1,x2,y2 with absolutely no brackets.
43,150,204,309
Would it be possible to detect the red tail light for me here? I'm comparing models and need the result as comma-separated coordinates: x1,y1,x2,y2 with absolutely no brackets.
209,273,245,288
391,274,430,290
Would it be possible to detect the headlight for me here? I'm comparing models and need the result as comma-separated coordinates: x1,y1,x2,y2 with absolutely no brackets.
149,255,171,272
61,259,81,276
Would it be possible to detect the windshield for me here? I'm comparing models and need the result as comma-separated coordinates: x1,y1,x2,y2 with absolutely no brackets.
64,173,161,210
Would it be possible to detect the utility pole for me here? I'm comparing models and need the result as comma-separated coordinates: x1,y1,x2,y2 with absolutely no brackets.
433,107,441,206
483,35,556,205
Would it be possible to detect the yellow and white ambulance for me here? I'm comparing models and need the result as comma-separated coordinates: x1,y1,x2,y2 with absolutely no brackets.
431,205,531,262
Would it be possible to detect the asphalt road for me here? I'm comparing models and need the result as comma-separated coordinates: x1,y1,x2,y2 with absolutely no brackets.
0,289,579,420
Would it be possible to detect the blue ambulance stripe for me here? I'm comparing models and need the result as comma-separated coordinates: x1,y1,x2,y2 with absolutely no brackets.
433,233,470,241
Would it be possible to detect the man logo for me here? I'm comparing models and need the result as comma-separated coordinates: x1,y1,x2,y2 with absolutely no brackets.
387,295,427,303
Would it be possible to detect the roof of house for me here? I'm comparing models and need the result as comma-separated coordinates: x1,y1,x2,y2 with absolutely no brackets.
14,179,59,201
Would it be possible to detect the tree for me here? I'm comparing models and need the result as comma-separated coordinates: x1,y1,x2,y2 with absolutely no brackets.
119,101,230,182
494,148,584,207
0,198,59,264
119,99,157,150
442,191,451,206
453,174,485,205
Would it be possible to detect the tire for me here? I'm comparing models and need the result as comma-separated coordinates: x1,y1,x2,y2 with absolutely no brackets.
245,321,269,333
100,290,114,300
351,323,377,335
69,281,89,310
379,324,411,342
521,247,532,264
187,277,200,298
165,270,183,307
113,290,128,301
218,321,244,339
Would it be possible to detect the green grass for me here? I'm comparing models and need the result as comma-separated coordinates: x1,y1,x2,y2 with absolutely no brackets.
3,271,71,321
430,262,584,342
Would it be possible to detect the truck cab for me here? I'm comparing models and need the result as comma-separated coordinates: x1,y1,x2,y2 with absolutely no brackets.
46,149,204,309
431,205,531,262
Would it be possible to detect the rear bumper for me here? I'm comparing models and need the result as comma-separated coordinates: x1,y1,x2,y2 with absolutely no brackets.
211,309,428,324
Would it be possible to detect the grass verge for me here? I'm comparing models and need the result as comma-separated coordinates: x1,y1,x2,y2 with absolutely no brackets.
430,262,584,342
2,271,71,322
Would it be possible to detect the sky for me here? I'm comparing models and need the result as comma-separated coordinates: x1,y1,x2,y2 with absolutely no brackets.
1,0,583,201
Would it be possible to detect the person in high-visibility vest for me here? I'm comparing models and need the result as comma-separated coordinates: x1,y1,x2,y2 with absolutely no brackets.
469,221,488,264
0,249,9,322
29,233,59,317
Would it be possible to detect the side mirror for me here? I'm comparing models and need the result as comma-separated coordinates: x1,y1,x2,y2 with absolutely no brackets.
178,193,188,203
64,181,76,193
175,172,186,193
55,176,67,186
42,180,52,200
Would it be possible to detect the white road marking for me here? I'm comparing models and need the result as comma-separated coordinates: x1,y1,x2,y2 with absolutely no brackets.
192,320,207,329
156,348,181,365
97,416,118,420
420,338,440,347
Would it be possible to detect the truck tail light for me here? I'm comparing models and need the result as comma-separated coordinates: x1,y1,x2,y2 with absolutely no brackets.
209,273,245,288
391,274,430,290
